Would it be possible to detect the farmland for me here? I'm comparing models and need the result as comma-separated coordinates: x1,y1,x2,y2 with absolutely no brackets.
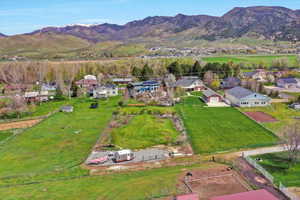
0,97,120,177
202,55,298,67
252,152,300,187
111,114,180,149
175,97,278,154
0,130,13,142
240,103,300,133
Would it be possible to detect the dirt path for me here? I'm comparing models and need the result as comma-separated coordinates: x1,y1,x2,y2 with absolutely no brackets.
236,157,288,200
0,119,41,131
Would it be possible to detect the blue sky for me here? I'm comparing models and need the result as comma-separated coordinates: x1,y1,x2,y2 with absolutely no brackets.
1,0,300,35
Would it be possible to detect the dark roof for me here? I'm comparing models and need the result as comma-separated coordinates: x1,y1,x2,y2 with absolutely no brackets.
278,77,300,84
176,79,198,87
210,189,278,200
226,86,253,99
244,71,256,77
203,89,221,97
131,80,160,87
223,77,241,83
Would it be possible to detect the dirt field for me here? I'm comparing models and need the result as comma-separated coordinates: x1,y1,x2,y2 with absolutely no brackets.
244,111,278,123
0,119,41,131
179,165,251,200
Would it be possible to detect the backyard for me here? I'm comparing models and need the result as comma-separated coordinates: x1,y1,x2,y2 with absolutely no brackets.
252,152,300,187
175,97,278,154
0,97,120,177
240,103,300,134
111,114,180,149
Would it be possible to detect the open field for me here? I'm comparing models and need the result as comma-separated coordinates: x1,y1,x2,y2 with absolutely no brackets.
0,163,216,200
0,130,13,142
111,114,180,149
240,103,300,133
0,97,120,177
0,119,41,131
202,55,298,67
252,152,300,187
175,97,278,154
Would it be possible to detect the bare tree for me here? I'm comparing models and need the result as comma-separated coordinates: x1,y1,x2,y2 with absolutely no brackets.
281,123,300,163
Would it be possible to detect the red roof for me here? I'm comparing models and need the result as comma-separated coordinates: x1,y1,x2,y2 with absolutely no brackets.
176,193,199,200
210,189,278,200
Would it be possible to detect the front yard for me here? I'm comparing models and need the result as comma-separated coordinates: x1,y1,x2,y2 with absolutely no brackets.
175,97,278,154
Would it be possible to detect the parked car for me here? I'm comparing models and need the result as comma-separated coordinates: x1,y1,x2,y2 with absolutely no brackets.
90,102,99,109
88,156,108,165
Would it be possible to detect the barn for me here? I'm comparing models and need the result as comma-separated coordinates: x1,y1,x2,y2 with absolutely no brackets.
203,89,223,104
210,189,278,200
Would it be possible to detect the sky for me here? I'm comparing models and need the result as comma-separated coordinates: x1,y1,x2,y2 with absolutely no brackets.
1,0,300,35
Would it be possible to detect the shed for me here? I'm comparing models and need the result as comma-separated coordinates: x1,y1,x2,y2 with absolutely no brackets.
290,103,300,110
60,106,74,113
203,89,222,103
210,189,278,200
175,193,199,200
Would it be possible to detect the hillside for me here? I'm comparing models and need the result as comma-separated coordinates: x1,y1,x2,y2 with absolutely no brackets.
1,6,300,59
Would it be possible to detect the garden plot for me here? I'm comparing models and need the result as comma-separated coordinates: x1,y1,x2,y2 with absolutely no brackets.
244,111,278,123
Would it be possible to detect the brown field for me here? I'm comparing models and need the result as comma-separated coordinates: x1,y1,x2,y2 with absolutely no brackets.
179,166,251,200
0,119,41,131
244,111,278,123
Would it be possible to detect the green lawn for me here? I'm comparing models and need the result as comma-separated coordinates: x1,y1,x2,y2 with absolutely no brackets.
0,130,13,142
202,55,298,67
175,97,278,154
0,97,120,177
252,152,300,187
0,164,213,200
111,114,180,149
240,103,300,134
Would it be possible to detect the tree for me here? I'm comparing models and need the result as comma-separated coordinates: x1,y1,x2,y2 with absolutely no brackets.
210,80,221,90
167,62,182,78
132,66,142,78
281,124,300,163
191,61,202,75
8,96,28,119
203,71,214,85
141,64,153,81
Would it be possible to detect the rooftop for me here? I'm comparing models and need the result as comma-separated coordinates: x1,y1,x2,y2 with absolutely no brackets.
176,193,199,200
225,86,253,99
210,189,278,200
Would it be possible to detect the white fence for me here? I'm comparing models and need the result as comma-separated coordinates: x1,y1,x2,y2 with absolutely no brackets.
244,156,299,200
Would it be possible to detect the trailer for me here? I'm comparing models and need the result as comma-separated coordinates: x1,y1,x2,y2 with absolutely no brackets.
113,149,134,163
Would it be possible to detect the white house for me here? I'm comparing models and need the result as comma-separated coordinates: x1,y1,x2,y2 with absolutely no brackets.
225,86,271,107
93,84,118,99
175,77,205,91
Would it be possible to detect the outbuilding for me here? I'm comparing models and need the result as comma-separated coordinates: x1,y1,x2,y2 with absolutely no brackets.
175,193,199,200
225,86,271,107
203,89,223,104
210,189,278,200
60,106,74,113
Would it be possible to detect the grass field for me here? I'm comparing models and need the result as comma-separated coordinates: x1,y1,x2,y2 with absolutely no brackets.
202,55,298,67
240,103,300,133
0,97,120,177
111,114,179,149
252,152,300,187
0,163,215,200
175,97,278,154
0,130,13,142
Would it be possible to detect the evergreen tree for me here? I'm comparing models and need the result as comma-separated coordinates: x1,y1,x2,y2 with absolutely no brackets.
167,62,182,78
141,64,153,81
132,66,142,79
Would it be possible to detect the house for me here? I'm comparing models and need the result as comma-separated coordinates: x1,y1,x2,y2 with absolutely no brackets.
210,189,278,200
175,193,199,200
41,83,57,94
243,69,267,82
290,103,300,110
93,84,118,99
277,78,300,89
60,106,73,113
128,80,161,97
175,77,205,91
76,75,98,91
203,89,223,104
112,78,133,85
225,86,271,107
221,77,241,89
24,92,39,103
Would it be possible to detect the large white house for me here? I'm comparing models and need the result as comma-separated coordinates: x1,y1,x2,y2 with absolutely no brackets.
93,84,118,98
175,77,205,91
225,86,271,107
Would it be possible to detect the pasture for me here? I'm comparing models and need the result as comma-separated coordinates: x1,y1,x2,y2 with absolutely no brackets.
0,97,120,177
175,97,278,154
111,114,180,149
252,152,300,187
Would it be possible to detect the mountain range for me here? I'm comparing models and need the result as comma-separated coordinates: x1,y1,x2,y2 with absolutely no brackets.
1,6,300,59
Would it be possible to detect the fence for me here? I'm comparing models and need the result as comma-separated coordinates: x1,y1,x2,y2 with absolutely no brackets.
244,155,299,200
